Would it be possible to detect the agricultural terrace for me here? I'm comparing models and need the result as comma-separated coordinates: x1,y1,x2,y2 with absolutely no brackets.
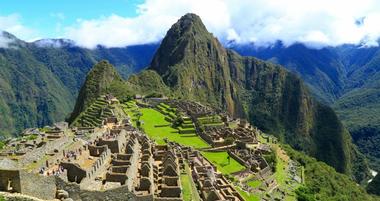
273,144,300,201
73,98,113,127
156,103,196,134
122,101,208,149
197,115,224,128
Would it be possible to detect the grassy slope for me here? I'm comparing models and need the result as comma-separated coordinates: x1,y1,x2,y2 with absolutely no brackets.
123,102,208,148
201,151,245,174
236,188,260,201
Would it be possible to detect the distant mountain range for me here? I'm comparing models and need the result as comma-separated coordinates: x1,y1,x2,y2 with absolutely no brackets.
0,31,157,137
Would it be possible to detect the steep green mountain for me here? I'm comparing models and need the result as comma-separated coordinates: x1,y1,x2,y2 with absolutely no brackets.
0,34,74,137
68,60,123,122
131,13,367,180
0,32,157,137
231,42,380,170
230,42,347,103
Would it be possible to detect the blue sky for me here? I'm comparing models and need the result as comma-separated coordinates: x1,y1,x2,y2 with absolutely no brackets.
1,0,380,48
0,0,143,39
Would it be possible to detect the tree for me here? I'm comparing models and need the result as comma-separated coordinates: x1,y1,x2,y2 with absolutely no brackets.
225,137,235,145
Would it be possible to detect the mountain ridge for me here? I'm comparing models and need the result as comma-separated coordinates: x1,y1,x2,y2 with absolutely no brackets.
230,41,380,170
0,35,158,137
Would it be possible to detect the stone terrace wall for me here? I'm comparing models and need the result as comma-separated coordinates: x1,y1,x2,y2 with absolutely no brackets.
56,177,138,201
19,136,69,166
19,171,56,200
227,150,250,168
0,170,56,200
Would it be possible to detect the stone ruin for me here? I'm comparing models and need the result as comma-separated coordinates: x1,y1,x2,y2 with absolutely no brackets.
229,145,271,174
199,120,259,147
0,97,283,201
0,124,68,166
152,144,183,201
188,150,244,201
168,100,217,118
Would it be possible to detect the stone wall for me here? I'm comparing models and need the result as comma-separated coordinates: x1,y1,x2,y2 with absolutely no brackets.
61,163,87,184
88,145,107,157
98,131,126,154
0,170,56,200
227,151,250,168
0,169,21,193
56,177,137,201
19,171,56,200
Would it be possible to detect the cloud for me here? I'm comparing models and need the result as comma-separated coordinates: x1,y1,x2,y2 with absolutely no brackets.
33,38,74,48
50,12,65,21
60,0,380,48
0,13,37,47
0,32,14,48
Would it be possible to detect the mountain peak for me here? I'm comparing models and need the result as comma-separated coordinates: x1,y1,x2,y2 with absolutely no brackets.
68,60,122,122
175,13,206,33
149,13,220,76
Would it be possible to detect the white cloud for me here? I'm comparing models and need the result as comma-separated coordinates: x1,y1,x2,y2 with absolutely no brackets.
50,12,65,21
0,13,37,47
0,32,14,48
15,0,380,48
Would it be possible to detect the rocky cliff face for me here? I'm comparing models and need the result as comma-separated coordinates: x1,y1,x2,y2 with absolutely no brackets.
146,13,367,179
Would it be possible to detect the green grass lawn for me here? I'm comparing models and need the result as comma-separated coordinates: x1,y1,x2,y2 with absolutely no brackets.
201,151,246,174
236,187,260,201
274,148,287,186
124,106,208,149
181,173,193,201
273,145,298,201
247,180,262,188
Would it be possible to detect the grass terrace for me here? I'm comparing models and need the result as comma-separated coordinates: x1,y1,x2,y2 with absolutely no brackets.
139,108,208,148
122,100,140,127
197,115,224,128
122,102,208,149
73,98,113,127
201,151,246,175
156,102,177,121
236,187,260,201
247,180,262,188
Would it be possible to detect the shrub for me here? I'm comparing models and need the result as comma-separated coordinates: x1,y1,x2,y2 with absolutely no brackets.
295,186,316,201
